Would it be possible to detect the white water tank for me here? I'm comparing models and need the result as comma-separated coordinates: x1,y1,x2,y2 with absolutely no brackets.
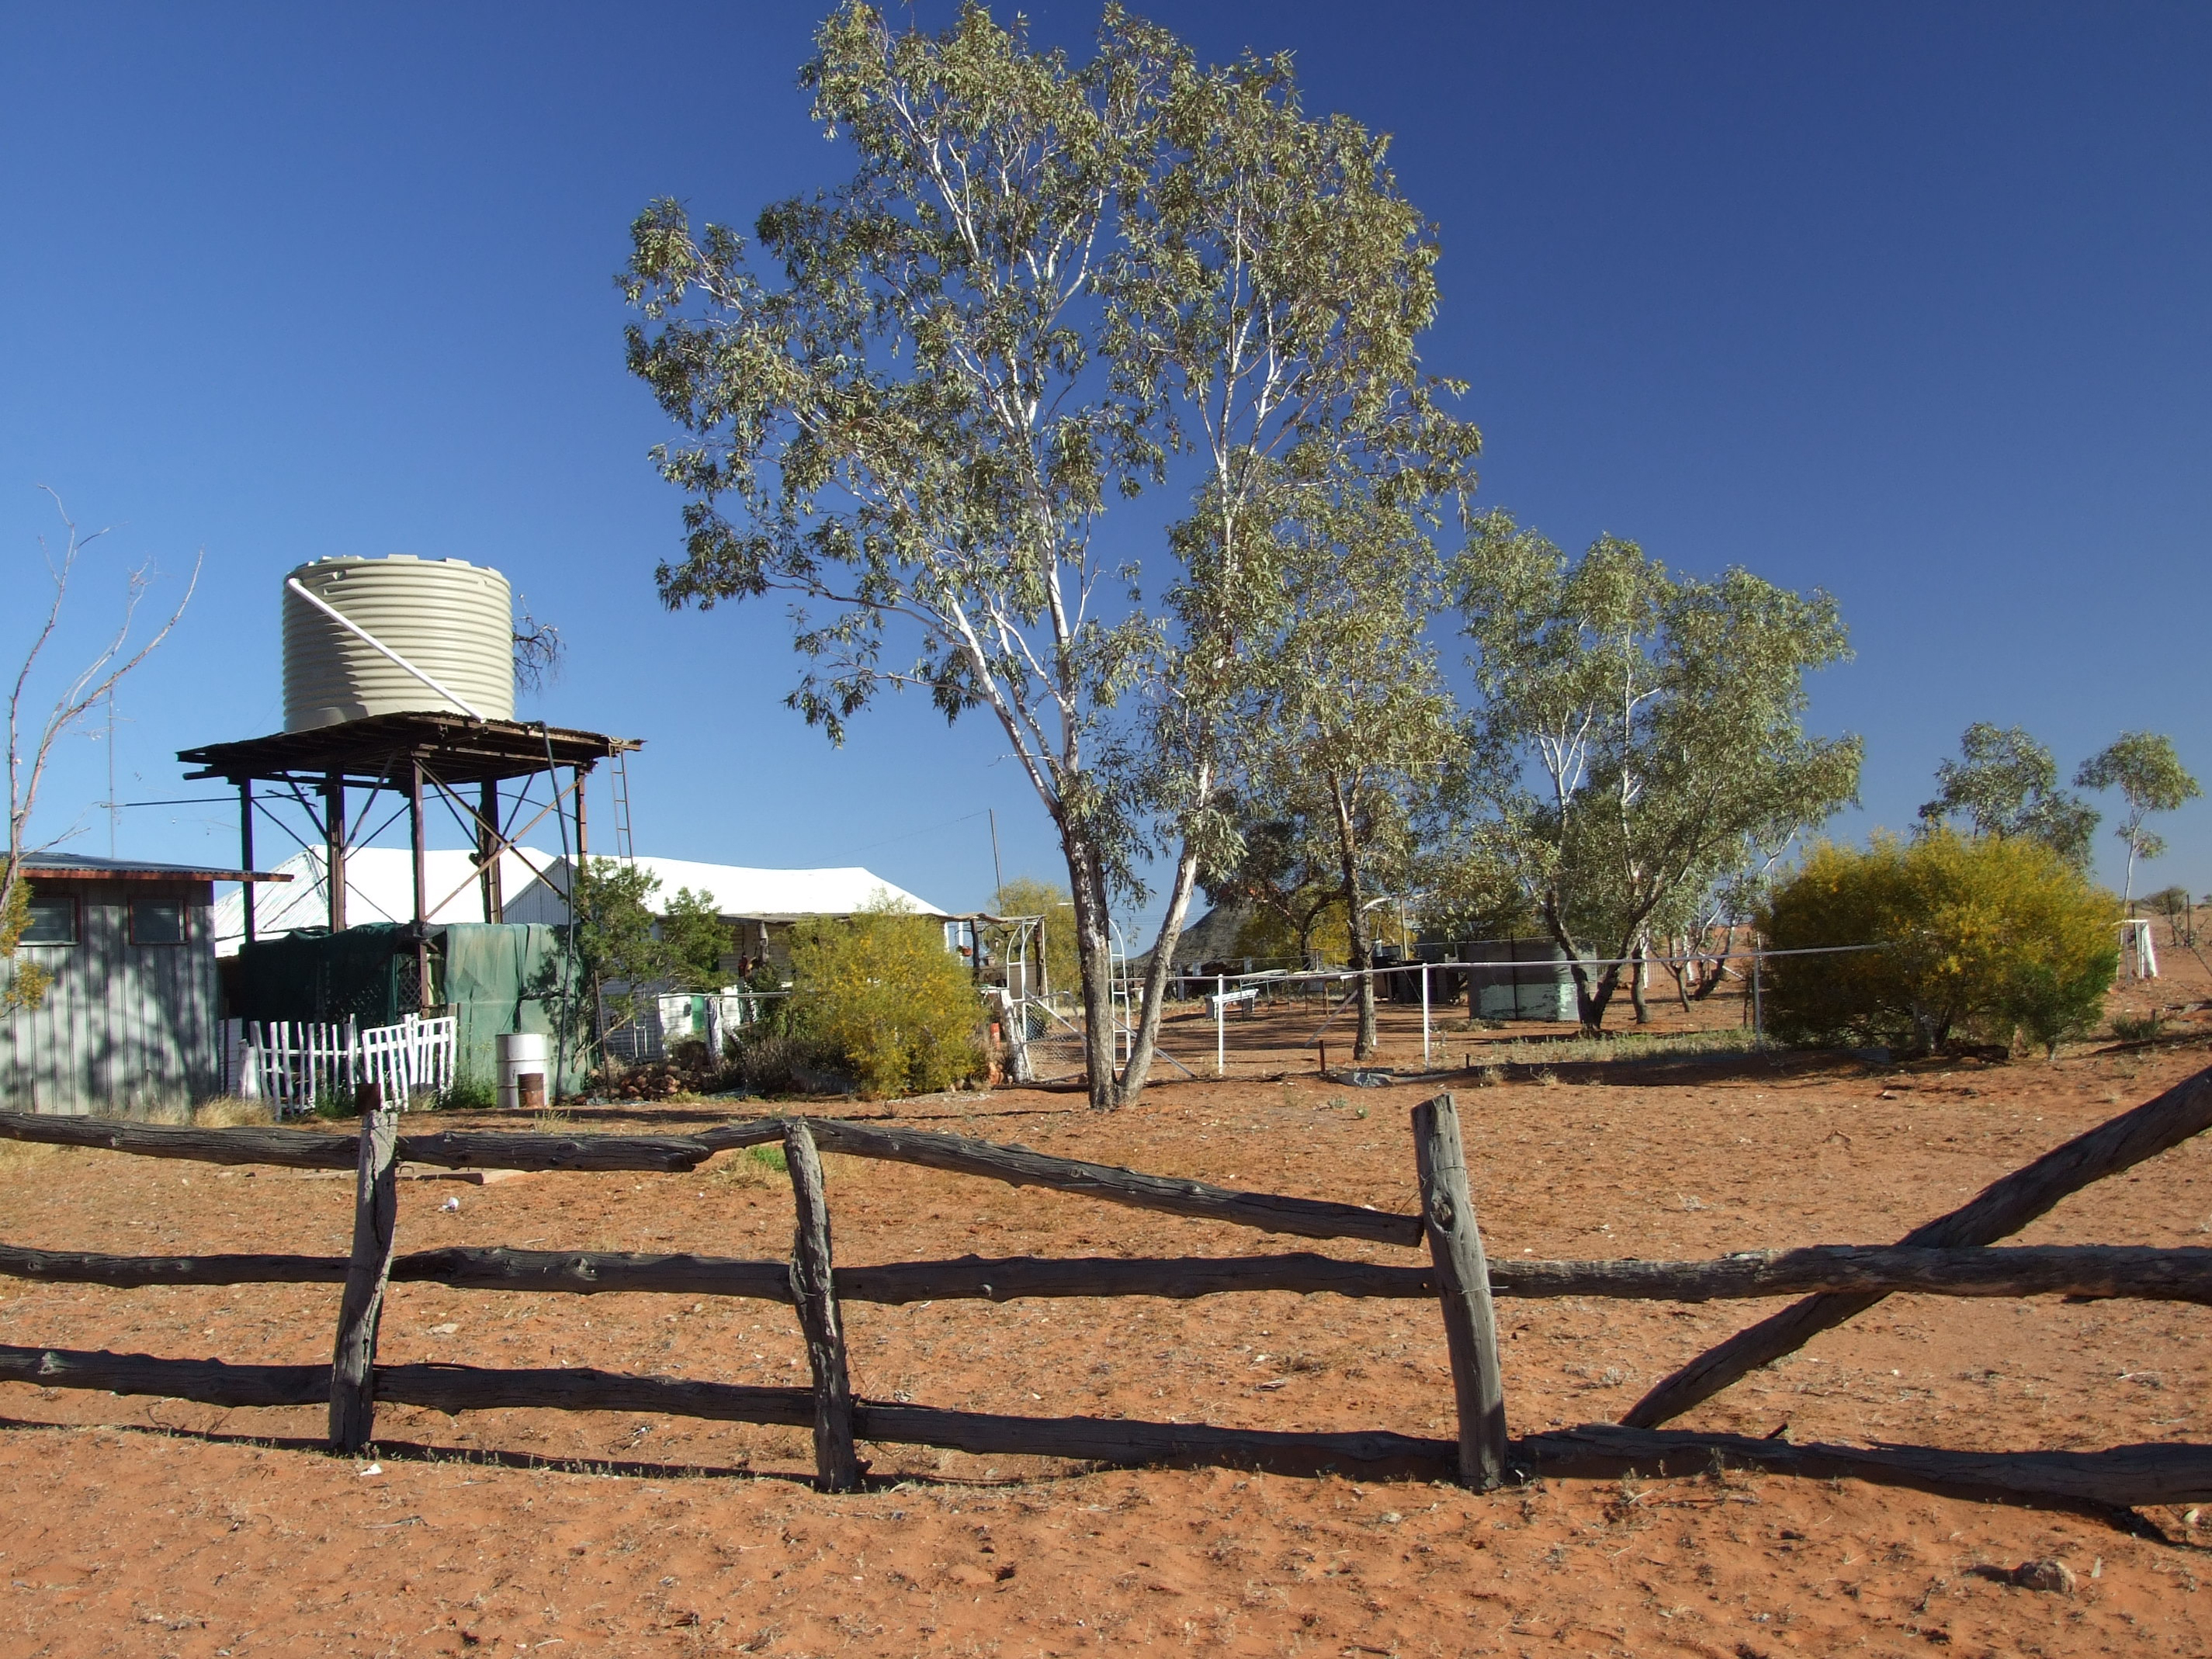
283,554,515,732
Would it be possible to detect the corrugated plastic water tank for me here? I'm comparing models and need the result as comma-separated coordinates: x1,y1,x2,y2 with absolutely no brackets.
283,555,515,732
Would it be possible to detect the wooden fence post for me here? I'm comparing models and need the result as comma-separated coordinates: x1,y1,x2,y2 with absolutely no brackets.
1412,1092,1507,1490
783,1120,860,1491
329,1086,400,1453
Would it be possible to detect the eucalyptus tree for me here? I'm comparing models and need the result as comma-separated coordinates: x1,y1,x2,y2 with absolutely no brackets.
1919,722,2098,872
2075,732,2201,907
622,2,1477,1107
1450,512,1860,1035
1237,487,1456,1058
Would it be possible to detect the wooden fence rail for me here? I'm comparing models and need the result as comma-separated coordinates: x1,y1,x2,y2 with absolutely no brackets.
1624,1063,2212,1428
0,1078,2207,1509
1,1239,2207,1304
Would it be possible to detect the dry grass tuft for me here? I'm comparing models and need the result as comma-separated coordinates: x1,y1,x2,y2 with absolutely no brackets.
710,1144,791,1188
0,1138,68,1176
193,1097,275,1128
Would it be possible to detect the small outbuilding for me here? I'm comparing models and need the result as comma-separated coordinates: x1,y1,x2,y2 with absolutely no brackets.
2,854,288,1116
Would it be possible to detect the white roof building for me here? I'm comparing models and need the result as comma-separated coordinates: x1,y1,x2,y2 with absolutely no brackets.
214,847,948,956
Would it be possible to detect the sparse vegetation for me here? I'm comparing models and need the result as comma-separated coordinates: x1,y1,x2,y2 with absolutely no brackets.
192,1098,275,1128
709,1143,790,1188
437,1074,498,1114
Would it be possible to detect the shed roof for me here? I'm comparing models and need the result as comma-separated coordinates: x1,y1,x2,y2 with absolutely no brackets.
556,855,950,924
213,847,950,955
20,852,291,885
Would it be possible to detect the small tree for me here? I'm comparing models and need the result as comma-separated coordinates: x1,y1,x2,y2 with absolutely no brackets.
1762,830,2119,1057
2075,733,2201,909
1450,512,1861,1034
566,858,674,1049
2144,884,2195,947
788,898,983,1097
1918,722,2098,873
662,886,736,992
4,494,198,1013
1236,486,1455,1058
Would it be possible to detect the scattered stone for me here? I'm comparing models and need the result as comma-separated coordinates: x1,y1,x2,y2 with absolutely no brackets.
2010,1557,2075,1594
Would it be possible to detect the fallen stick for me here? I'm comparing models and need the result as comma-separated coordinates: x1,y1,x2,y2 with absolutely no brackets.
1624,1064,2212,1428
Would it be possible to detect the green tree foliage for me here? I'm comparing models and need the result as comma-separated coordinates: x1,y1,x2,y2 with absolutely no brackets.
1918,723,2098,872
2075,732,2201,907
988,875,1078,997
660,886,735,992
621,2,1477,1107
1762,830,2120,1057
788,899,983,1098
0,868,50,1015
1201,814,1342,969
1450,512,1862,1034
1420,850,1538,952
1234,484,1456,1055
568,857,673,1042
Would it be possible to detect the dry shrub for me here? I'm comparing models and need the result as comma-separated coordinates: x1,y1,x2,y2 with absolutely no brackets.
0,1138,67,1176
734,1035,854,1096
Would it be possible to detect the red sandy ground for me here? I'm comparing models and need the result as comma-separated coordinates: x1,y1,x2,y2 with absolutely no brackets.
0,954,2209,1655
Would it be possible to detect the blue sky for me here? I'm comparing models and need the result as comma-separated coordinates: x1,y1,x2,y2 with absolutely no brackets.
3,2,2205,931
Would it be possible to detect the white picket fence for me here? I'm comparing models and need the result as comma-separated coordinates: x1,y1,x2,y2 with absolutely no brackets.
227,1013,457,1117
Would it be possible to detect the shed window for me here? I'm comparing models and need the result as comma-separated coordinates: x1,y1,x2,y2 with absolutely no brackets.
21,895,77,945
130,897,186,946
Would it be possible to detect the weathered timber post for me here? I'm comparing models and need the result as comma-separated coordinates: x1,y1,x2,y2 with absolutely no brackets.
1412,1092,1507,1489
329,1085,400,1453
783,1119,860,1492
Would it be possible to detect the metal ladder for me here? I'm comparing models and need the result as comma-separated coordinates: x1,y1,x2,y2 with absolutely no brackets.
608,749,638,864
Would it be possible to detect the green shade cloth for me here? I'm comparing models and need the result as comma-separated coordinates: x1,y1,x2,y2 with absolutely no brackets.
433,923,582,1086
226,924,422,1027
227,923,581,1089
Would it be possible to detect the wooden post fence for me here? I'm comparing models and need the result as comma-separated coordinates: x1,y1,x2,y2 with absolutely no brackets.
1625,1064,2212,1428
1412,1093,1507,1488
328,1086,399,1453
0,1067,2206,1512
783,1120,860,1491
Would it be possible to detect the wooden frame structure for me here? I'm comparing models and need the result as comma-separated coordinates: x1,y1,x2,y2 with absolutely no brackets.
178,713,640,1005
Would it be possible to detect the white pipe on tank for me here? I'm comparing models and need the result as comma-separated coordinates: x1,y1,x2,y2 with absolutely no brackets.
285,577,487,721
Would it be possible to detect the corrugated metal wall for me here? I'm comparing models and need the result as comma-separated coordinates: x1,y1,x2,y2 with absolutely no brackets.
0,880,222,1115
